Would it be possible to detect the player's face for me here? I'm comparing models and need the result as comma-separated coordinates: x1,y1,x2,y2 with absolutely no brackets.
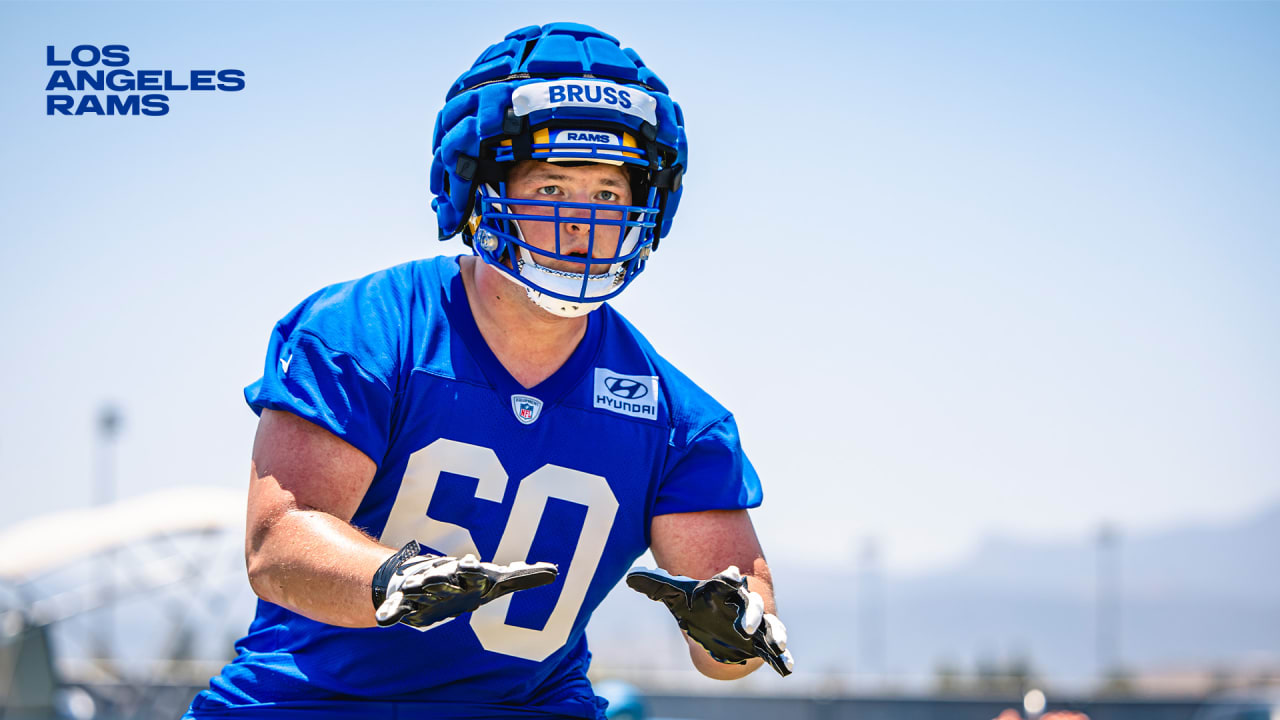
505,160,633,275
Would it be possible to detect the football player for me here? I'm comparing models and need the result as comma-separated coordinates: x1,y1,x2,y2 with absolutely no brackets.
187,22,791,720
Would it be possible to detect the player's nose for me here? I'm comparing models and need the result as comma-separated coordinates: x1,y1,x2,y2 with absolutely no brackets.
558,206,593,242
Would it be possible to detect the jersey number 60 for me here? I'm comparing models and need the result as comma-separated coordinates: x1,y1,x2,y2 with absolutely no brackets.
379,438,619,662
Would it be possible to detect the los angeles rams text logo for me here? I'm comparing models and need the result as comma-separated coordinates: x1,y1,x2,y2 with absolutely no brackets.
44,44,245,116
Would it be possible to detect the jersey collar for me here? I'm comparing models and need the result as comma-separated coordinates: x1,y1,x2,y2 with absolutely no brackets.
441,256,603,411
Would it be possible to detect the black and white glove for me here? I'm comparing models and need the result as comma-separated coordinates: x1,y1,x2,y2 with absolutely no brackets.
372,541,558,629
626,565,794,677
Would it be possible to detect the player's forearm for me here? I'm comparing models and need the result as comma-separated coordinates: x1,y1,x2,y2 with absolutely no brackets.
645,511,790,679
246,509,395,628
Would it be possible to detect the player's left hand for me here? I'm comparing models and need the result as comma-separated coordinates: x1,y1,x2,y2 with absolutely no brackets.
372,541,558,630
626,565,794,677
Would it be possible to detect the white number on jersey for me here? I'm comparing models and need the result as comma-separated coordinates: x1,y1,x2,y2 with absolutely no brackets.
380,438,619,662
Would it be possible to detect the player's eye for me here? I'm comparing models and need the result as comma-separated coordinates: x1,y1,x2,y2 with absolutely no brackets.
536,185,560,196
596,190,618,202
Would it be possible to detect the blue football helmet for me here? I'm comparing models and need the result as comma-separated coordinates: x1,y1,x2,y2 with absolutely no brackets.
430,23,689,317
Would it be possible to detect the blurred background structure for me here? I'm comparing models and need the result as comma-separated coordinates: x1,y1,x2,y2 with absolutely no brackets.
0,461,250,718
2,1,1278,718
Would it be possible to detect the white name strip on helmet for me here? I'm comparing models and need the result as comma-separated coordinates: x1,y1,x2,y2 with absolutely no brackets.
512,80,658,126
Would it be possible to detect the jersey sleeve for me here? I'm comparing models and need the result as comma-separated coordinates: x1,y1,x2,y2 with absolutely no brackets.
243,276,405,467
652,413,763,516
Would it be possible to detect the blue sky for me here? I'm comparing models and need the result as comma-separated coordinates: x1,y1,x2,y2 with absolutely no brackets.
1,1,1277,575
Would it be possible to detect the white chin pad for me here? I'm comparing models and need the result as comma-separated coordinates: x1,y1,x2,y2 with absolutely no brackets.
510,227,642,319
517,245,619,309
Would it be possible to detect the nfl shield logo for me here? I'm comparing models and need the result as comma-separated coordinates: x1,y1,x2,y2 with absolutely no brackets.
510,394,543,425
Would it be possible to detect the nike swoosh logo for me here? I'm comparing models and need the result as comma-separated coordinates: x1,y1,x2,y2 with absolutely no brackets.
280,354,292,374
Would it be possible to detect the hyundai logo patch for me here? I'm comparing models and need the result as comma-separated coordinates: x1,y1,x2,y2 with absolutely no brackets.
593,369,659,419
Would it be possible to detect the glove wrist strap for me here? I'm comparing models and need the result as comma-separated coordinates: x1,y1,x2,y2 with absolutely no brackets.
371,540,421,610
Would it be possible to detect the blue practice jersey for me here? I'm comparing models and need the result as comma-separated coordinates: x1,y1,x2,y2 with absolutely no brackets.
189,256,762,719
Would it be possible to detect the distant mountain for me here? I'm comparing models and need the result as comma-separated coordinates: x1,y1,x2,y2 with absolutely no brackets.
788,501,1280,687
913,502,1280,601
590,501,1280,691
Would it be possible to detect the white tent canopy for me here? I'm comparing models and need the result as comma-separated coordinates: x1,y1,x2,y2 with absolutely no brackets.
0,487,244,581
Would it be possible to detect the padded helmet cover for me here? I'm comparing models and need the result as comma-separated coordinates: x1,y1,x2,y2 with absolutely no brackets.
429,23,689,243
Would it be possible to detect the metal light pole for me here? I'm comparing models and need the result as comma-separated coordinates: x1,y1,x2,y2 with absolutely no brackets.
1095,522,1121,685
93,403,123,666
856,537,885,684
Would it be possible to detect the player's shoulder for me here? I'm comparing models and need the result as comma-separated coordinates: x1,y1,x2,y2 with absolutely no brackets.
595,304,731,441
271,255,457,380
280,256,450,329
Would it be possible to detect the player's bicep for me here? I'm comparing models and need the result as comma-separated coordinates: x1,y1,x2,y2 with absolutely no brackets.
649,509,767,584
248,408,378,531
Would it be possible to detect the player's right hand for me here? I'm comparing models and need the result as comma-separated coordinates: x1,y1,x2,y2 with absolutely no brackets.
371,541,558,630
626,565,794,677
